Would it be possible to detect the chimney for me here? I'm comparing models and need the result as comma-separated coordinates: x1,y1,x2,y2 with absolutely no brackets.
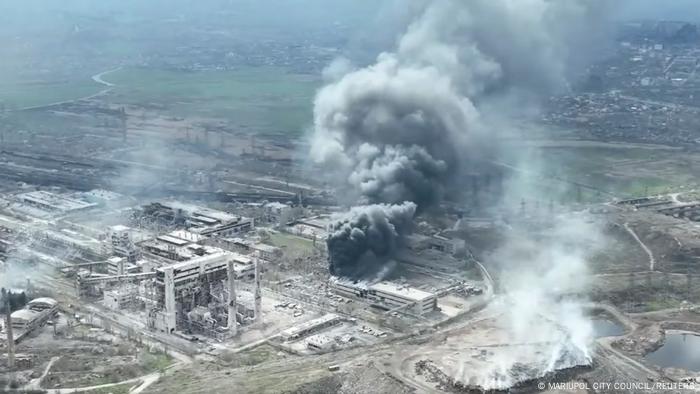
2,288,15,370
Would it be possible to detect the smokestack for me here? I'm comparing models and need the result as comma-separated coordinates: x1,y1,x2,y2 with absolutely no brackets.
226,261,237,336
2,288,15,370
163,267,176,334
254,261,262,323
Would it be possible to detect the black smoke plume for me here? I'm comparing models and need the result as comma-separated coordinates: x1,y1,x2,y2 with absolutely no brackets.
327,202,416,278
313,0,609,279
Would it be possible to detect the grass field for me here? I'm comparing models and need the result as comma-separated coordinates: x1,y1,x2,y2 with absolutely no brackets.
508,143,700,203
82,382,135,394
269,232,315,254
0,78,103,110
105,66,321,136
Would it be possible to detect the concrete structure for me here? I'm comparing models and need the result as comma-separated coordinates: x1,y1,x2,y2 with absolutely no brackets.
150,251,258,335
26,298,57,312
306,334,334,351
261,202,304,225
140,231,238,263
406,234,465,256
2,289,14,369
227,260,237,336
7,297,58,342
332,281,437,316
15,191,96,215
254,261,262,322
141,201,254,237
658,203,700,220
10,309,39,330
104,285,137,310
210,237,282,262
280,313,342,341
108,225,138,262
288,215,330,240
105,256,141,276
37,229,103,258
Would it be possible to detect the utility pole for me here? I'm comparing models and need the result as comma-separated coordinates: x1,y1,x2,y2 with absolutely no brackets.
2,288,15,370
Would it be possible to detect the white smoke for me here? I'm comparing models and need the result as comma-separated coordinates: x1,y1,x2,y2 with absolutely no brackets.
475,213,601,389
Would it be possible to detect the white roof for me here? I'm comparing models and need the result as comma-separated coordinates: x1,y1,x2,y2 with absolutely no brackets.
169,230,205,243
280,314,340,338
252,243,278,253
11,309,39,321
369,281,435,302
28,297,58,307
157,234,190,246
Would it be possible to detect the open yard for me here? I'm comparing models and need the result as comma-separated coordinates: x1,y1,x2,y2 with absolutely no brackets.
104,66,320,136
0,77,103,110
501,139,700,203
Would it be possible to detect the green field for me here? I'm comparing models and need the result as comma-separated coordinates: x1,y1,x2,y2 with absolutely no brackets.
0,78,103,110
269,232,315,253
105,67,321,136
508,143,700,203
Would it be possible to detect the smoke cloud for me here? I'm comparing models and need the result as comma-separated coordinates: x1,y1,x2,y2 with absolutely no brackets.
475,213,601,389
313,0,608,279
327,202,416,278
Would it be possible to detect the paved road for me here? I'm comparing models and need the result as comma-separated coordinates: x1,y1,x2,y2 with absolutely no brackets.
13,67,121,112
91,67,122,87
624,222,656,271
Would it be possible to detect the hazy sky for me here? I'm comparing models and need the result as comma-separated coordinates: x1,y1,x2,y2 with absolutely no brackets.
616,0,700,22
1,0,699,38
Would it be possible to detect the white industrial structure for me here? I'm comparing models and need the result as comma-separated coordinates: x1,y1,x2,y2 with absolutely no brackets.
332,281,437,316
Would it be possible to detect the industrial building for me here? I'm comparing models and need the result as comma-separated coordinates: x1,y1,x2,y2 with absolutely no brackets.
103,285,138,310
137,201,254,237
405,233,466,256
139,231,221,263
34,229,103,260
280,313,342,341
9,297,58,333
15,191,97,214
148,251,261,337
287,215,331,240
332,281,437,316
208,237,282,262
106,225,139,262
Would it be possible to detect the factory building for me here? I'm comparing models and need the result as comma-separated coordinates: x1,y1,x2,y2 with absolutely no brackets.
139,201,254,237
208,237,282,262
280,313,342,341
149,251,259,336
14,191,97,216
405,233,465,256
37,229,104,258
10,310,40,330
260,202,304,225
287,216,330,240
332,281,437,316
27,298,58,312
104,285,138,310
107,225,139,262
139,231,222,263
10,297,58,331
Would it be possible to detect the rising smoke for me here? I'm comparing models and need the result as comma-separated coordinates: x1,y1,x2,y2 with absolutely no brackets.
474,213,602,389
327,202,416,278
312,0,608,279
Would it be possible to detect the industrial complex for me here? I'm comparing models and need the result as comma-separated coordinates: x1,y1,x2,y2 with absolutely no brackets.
3,2,700,394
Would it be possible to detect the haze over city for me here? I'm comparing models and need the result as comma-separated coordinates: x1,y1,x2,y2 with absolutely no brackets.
1,1,700,393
